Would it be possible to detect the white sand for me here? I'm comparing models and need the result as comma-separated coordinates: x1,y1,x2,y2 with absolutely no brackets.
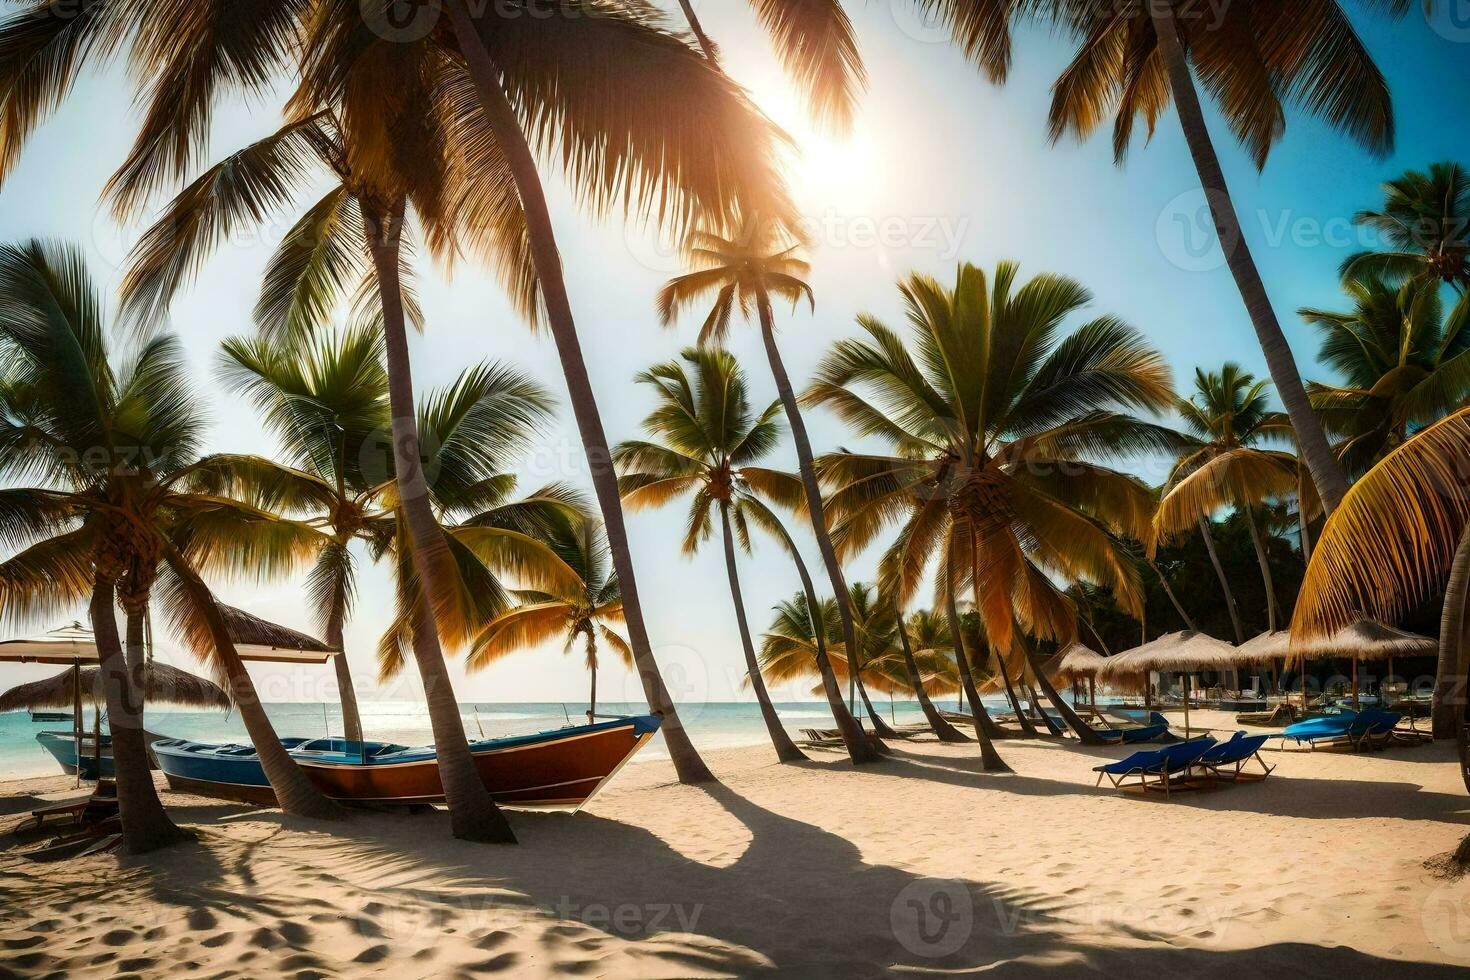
2,709,1469,977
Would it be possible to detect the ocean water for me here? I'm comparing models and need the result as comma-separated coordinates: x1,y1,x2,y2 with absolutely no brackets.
0,699,995,780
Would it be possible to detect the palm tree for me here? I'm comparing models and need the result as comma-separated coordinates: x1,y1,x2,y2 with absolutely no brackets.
1291,407,1470,861
1342,161,1470,291
613,348,807,763
206,325,393,744
808,262,1180,750
467,517,629,725
656,221,899,745
1299,277,1470,476
1155,365,1300,639
118,99,527,837
0,241,340,849
1036,0,1417,515
1,0,795,790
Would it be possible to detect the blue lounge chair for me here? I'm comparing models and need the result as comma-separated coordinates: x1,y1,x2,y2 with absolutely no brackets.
1195,732,1275,782
1044,708,1169,745
1093,737,1216,796
1352,709,1404,750
1275,710,1361,750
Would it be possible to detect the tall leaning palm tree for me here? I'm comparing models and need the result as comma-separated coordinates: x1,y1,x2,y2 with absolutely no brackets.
613,348,808,763
468,517,629,725
1292,408,1470,861
1342,160,1470,291
1155,365,1299,639
0,241,340,850
657,222,900,744
809,262,1180,752
1299,277,1470,476
1036,0,1420,515
0,0,793,790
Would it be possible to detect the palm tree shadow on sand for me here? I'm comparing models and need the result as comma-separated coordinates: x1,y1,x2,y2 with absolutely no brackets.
86,775,1468,978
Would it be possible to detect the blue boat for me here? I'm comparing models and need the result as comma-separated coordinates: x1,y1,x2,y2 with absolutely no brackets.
153,715,661,810
36,730,114,779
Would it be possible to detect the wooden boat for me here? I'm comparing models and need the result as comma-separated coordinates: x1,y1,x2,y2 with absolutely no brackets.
36,731,114,779
152,715,661,810
29,710,71,723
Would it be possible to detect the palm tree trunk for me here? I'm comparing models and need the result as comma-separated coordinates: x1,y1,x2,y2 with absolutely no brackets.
92,578,185,853
941,581,1010,770
1243,507,1279,632
893,605,969,742
586,633,598,725
752,296,901,740
765,511,878,762
161,549,341,820
363,197,516,842
1018,636,1108,745
1433,527,1470,740
1148,558,1198,631
445,4,713,783
1199,517,1245,644
324,591,363,745
720,505,807,762
675,0,719,62
946,578,1005,740
1148,0,1350,514
1022,671,1065,736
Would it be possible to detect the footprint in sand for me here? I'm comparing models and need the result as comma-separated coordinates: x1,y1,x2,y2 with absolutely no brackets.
353,944,389,963
200,932,233,948
249,927,284,950
2,935,44,950
100,929,135,947
277,921,313,946
468,952,522,972
186,909,217,931
474,930,513,950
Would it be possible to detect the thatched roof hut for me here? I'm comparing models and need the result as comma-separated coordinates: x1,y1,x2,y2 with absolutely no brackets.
0,662,229,713
1294,620,1436,661
1098,631,1239,680
1054,643,1108,682
219,605,339,663
1238,630,1292,661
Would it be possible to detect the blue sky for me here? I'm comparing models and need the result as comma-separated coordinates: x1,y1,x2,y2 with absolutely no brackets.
0,2,1467,705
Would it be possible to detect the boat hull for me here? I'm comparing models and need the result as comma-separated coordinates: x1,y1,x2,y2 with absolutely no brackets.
153,715,661,811
36,731,113,779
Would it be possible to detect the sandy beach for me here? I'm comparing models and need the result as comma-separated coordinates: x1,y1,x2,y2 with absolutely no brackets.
2,710,1468,977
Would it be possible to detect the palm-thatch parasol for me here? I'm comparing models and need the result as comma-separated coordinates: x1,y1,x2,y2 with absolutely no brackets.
0,624,104,780
1055,643,1108,709
1293,619,1437,709
0,661,228,714
219,604,340,663
1099,631,1237,735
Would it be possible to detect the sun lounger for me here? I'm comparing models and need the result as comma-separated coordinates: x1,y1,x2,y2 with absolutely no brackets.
1274,711,1362,750
21,780,118,832
1194,732,1275,781
1093,737,1216,796
1044,709,1169,745
1352,709,1408,750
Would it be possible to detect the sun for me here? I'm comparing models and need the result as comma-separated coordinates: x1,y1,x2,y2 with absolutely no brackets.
748,81,882,212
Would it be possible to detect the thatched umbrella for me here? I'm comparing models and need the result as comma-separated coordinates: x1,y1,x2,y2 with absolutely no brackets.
1099,631,1238,736
1294,619,1437,709
1055,643,1108,710
219,604,340,663
0,661,228,714
0,624,104,779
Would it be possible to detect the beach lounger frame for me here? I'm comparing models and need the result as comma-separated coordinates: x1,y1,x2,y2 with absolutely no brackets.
1192,734,1276,783
1093,739,1215,798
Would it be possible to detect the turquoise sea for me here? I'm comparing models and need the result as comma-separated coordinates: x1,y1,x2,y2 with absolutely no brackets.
0,699,996,780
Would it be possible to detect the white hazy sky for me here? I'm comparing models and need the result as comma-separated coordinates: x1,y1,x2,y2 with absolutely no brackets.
1,2,1467,704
